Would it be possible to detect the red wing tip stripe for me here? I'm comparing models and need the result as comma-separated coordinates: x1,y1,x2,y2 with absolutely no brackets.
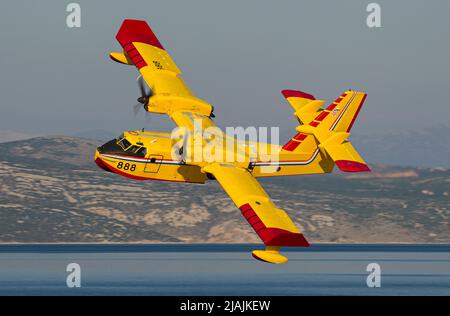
239,204,309,247
120,42,148,69
132,55,144,62
116,19,164,50
253,223,266,232
135,62,147,69
133,59,146,66
246,213,259,221
242,209,257,219
126,49,140,57
335,160,371,172
248,217,262,226
309,121,319,127
261,229,310,247
281,90,315,100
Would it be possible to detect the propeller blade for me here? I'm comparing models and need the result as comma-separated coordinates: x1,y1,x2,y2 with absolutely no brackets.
134,75,154,116
137,75,146,97
133,103,142,116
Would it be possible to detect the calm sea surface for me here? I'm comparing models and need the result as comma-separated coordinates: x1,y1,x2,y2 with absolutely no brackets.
0,244,448,295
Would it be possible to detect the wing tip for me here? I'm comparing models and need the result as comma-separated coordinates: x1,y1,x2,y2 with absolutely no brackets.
263,229,310,247
281,89,315,100
240,203,310,248
116,19,164,50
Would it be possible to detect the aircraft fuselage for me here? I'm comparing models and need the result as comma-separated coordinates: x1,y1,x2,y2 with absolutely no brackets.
94,129,334,182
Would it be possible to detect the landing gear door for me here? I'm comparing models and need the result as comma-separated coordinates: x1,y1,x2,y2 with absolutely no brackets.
144,155,163,173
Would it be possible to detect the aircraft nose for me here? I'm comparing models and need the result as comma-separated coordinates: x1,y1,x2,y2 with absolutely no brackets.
94,149,113,173
97,144,106,154
97,140,110,154
94,149,103,161
97,139,123,155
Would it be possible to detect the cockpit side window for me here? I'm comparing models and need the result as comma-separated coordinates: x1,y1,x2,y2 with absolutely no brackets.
128,145,140,154
137,147,147,156
117,137,132,151
128,145,147,156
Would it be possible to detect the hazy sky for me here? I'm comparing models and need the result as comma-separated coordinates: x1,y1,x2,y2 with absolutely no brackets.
0,0,449,139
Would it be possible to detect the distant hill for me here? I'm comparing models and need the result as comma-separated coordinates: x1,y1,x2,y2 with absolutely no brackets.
0,136,448,244
0,136,97,169
71,130,116,142
0,131,37,143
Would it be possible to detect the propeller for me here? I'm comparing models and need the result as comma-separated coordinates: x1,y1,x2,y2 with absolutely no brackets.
133,75,153,116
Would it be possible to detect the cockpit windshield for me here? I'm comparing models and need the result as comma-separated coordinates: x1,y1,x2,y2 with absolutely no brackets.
115,134,147,156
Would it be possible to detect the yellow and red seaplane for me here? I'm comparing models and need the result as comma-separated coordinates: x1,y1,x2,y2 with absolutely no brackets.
95,19,370,264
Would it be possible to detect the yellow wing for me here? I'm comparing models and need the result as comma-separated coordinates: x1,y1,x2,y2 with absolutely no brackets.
202,162,309,248
112,19,214,125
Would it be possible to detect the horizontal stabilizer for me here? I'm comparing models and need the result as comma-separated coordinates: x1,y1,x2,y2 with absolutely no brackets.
294,101,325,125
319,135,370,172
282,90,326,125
281,90,316,111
